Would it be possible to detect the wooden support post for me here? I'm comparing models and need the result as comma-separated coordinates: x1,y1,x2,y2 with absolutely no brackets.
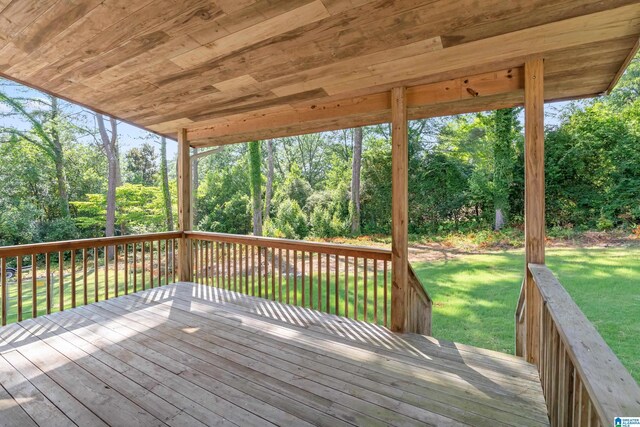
178,129,193,282
524,58,545,365
391,87,408,333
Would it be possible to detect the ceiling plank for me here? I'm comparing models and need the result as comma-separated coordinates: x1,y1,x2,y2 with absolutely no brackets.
170,1,330,69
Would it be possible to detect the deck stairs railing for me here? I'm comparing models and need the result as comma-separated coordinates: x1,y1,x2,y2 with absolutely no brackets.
517,263,640,426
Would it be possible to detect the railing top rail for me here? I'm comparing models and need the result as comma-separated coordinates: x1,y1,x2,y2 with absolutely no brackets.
185,231,392,261
528,263,640,421
0,231,182,258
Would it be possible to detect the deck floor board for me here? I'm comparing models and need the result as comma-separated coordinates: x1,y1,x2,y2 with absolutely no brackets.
0,282,549,427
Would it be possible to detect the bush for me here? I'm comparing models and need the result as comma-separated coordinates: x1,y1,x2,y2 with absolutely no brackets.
38,217,79,242
310,206,347,238
199,195,251,234
0,203,40,245
264,199,307,239
596,215,614,231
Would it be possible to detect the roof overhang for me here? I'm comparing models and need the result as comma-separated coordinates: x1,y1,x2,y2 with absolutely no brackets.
0,0,638,147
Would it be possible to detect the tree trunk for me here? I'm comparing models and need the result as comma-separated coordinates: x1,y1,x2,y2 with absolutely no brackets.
264,139,274,219
192,148,199,227
248,141,263,236
50,97,71,218
495,208,505,230
115,154,123,187
97,114,119,257
493,108,516,231
350,127,363,235
106,158,117,238
160,137,174,231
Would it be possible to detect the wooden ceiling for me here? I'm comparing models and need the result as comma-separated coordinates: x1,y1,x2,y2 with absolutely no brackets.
1,0,639,147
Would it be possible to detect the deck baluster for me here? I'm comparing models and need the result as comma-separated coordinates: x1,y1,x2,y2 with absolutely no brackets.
31,254,37,319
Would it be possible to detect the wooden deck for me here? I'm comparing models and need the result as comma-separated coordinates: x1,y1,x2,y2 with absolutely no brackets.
0,282,549,426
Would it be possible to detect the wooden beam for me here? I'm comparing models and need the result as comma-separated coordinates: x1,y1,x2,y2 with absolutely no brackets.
390,87,408,333
524,58,545,365
186,68,523,146
606,37,640,94
177,129,192,282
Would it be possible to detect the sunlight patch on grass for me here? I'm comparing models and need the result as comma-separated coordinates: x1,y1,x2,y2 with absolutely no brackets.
413,247,640,383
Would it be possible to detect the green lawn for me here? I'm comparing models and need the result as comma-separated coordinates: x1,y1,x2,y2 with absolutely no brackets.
412,247,640,383
2,265,173,325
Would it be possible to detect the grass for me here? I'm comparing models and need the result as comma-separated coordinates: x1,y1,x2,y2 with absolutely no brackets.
2,263,173,325
412,247,640,383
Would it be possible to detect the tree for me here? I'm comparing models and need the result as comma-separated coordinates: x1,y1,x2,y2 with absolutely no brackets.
192,147,199,224
125,142,158,185
248,141,263,236
72,184,164,234
160,137,174,230
0,91,72,218
96,113,119,245
350,127,363,234
278,133,327,187
492,108,517,230
265,139,274,219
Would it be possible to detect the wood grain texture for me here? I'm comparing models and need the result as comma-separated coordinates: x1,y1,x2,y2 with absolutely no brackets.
177,130,192,282
187,67,523,145
390,87,408,333
529,264,640,426
0,1,637,145
524,58,545,367
0,281,551,427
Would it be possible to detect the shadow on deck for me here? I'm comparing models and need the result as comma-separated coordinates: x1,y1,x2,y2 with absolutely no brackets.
0,282,549,426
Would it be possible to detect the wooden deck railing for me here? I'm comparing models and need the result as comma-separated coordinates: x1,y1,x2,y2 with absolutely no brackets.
185,231,394,327
407,264,432,335
522,264,640,426
0,232,181,326
0,230,434,333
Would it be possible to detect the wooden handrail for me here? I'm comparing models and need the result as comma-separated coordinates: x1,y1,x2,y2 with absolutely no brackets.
0,231,182,257
185,231,391,260
186,231,392,327
528,263,640,425
406,263,432,335
0,232,180,326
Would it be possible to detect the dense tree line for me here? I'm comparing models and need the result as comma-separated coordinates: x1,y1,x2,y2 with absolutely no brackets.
1,57,639,245
195,59,640,239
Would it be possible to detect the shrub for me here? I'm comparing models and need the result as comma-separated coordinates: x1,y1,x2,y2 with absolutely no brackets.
596,215,614,231
264,199,308,239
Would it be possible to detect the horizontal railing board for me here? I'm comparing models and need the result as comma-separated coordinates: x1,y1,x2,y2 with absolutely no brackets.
185,231,392,261
0,232,182,257
529,263,640,423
